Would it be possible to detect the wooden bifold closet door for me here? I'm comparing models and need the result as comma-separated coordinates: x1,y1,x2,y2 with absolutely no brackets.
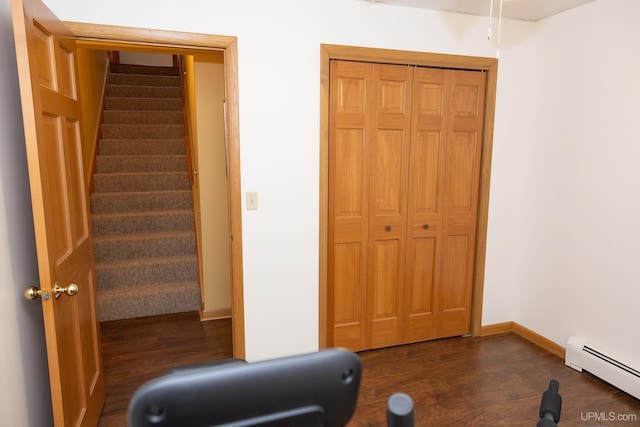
328,59,486,352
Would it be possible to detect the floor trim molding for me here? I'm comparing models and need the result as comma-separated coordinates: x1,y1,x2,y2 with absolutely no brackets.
480,321,565,359
200,308,232,321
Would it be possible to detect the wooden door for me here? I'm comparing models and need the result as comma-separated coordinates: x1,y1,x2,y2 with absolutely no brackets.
437,69,486,338
329,60,487,351
12,0,104,425
403,67,486,343
328,60,372,351
367,64,413,349
403,67,448,343
328,61,413,351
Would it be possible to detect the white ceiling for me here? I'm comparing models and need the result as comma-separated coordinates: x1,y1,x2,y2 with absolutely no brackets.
371,0,598,21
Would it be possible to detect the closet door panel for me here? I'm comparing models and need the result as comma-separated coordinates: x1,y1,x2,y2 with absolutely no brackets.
404,67,447,343
437,69,486,338
328,60,372,350
367,64,413,349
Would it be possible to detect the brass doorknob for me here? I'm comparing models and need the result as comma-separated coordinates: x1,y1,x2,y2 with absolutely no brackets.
24,286,43,300
54,282,79,299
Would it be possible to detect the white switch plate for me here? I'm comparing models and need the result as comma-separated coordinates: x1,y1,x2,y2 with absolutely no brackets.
246,192,258,210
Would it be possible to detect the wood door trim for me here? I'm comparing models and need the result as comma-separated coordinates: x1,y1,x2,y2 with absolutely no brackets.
64,22,245,358
319,44,498,347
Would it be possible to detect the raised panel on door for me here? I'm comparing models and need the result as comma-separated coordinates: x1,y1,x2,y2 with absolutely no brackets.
328,60,372,350
403,67,448,343
438,233,474,337
437,69,486,339
403,236,437,343
369,239,401,348
332,243,367,349
367,64,413,349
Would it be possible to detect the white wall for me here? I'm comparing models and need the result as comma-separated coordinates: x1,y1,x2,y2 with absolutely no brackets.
0,0,53,424
481,17,538,326
33,0,640,371
517,0,640,364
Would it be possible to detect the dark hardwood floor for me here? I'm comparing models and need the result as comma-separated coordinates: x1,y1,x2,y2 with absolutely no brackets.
98,312,639,426
98,312,233,427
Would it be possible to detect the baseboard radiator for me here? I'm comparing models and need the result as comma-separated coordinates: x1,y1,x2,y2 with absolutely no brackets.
565,336,640,400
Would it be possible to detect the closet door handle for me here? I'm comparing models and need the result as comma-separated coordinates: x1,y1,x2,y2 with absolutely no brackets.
385,226,392,232
423,224,429,230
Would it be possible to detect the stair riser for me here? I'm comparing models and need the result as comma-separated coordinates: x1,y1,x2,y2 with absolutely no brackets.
103,111,184,125
96,155,187,173
105,97,182,111
98,283,200,322
94,234,197,262
96,258,198,289
108,74,180,87
98,139,185,156
90,191,193,214
93,173,190,193
106,85,181,98
110,64,180,76
92,212,195,236
101,124,184,139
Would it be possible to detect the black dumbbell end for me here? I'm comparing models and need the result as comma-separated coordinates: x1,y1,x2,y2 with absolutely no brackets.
539,380,562,423
387,393,414,427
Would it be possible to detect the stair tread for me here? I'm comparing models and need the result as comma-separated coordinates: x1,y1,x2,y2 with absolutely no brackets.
105,96,182,100
102,111,182,114
92,209,193,218
94,230,195,242
96,254,197,269
97,281,200,322
99,138,185,142
96,154,186,159
99,280,199,295
94,171,188,176
100,124,184,130
92,189,191,196
109,64,180,76
108,73,180,78
106,84,180,89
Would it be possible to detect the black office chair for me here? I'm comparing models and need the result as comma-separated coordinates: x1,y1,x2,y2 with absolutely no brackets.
128,349,362,427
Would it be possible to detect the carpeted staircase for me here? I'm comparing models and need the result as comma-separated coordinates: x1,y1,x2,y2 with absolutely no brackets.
91,63,201,322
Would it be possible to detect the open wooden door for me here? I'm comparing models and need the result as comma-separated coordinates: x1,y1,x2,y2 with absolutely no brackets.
12,0,104,425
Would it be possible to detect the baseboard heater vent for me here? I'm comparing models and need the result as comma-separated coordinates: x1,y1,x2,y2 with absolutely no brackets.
565,336,640,400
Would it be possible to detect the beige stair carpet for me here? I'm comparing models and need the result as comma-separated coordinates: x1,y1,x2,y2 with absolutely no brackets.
91,63,200,322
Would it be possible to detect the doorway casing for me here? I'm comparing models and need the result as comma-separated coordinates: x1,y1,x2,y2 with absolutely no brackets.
65,21,245,357
318,44,498,348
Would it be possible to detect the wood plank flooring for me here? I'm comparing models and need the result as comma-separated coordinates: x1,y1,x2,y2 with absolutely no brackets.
98,312,233,427
98,312,639,426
